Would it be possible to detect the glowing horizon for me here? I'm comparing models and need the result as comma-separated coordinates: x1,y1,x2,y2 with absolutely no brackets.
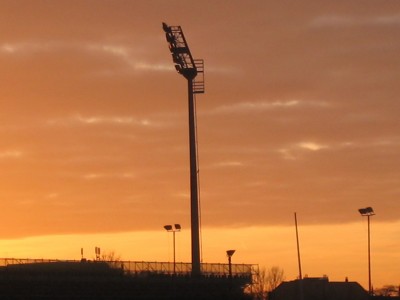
1,221,399,290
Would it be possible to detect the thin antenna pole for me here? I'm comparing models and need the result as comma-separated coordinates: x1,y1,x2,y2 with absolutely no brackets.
294,212,302,280
295,212,304,300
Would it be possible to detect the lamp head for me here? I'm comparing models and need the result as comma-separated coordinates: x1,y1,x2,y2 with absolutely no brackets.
358,207,375,216
162,22,170,33
164,225,173,231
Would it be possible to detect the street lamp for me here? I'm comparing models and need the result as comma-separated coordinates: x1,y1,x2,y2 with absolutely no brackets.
358,207,375,295
164,224,181,275
226,250,236,278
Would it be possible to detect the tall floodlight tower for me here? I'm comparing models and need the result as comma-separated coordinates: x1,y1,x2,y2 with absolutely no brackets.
162,22,205,276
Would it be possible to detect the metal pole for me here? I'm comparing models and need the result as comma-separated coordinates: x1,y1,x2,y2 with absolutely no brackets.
173,230,176,275
294,212,303,280
295,212,304,300
367,215,372,294
188,77,201,276
228,256,232,278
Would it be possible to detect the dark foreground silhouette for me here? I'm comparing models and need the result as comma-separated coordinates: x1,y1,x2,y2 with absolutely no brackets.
0,261,252,299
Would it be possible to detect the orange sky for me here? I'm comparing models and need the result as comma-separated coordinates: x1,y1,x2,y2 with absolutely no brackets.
0,0,399,290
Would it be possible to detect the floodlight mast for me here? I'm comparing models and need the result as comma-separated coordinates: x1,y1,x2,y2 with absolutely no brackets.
162,22,204,277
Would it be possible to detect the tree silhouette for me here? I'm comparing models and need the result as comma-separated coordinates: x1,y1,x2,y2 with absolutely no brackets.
265,266,285,292
248,266,285,300
100,250,121,262
374,284,400,297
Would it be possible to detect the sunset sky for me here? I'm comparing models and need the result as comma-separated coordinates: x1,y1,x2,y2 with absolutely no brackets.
0,0,399,290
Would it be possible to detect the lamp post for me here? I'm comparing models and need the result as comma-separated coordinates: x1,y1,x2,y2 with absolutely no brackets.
164,224,181,275
358,207,375,295
226,250,236,278
162,22,204,277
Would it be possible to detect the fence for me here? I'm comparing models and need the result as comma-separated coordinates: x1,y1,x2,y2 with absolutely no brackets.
0,258,256,277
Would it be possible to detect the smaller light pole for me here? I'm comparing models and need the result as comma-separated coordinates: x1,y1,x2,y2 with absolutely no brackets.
164,224,181,275
226,250,236,278
358,207,375,295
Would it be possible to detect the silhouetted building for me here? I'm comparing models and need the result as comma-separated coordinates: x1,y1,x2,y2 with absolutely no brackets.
269,277,369,300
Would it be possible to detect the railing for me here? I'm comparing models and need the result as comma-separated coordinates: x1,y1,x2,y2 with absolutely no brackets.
0,258,256,277
193,59,205,94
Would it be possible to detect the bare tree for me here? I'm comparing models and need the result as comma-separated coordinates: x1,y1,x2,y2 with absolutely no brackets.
100,250,121,262
265,266,285,292
250,267,267,300
375,284,400,297
248,266,285,300
99,250,123,269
